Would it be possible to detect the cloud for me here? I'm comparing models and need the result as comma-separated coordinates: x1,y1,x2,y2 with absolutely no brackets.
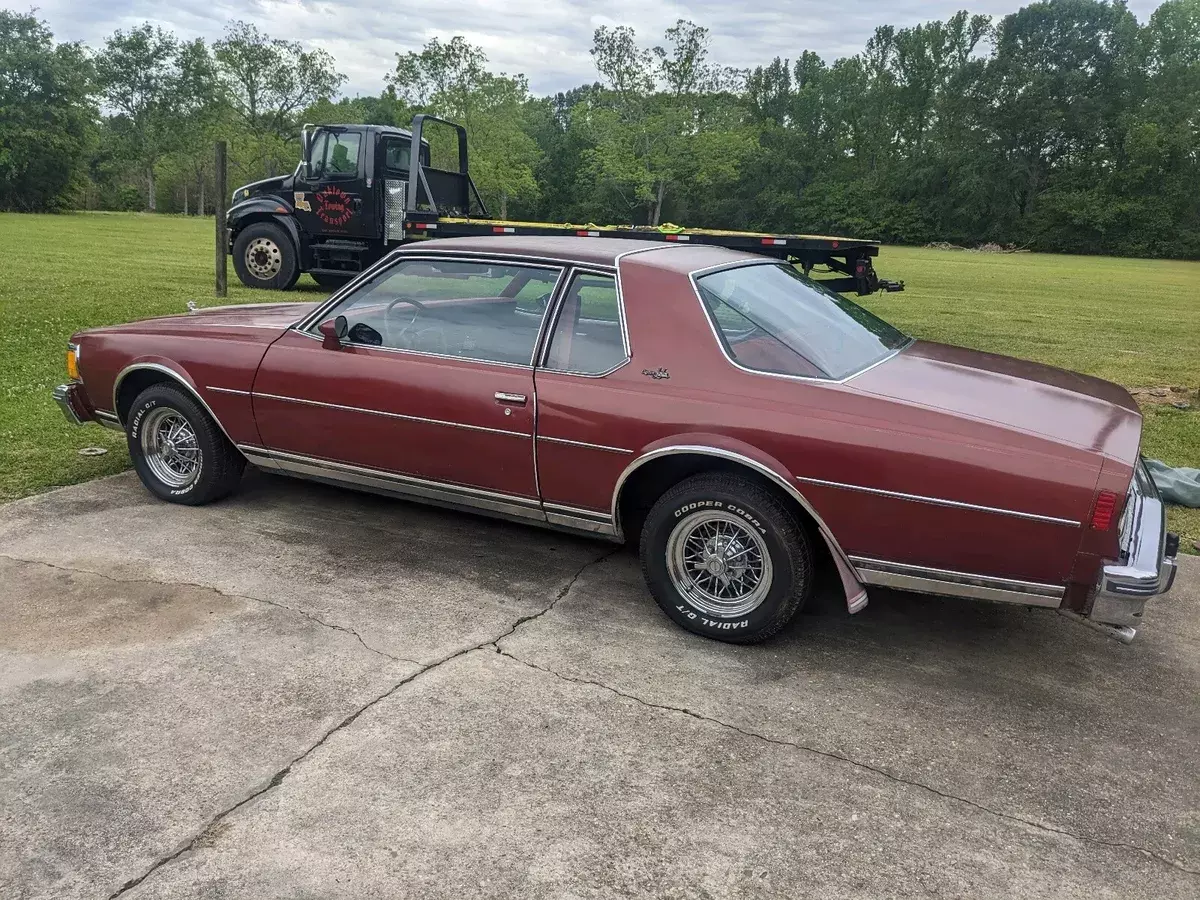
38,0,1167,97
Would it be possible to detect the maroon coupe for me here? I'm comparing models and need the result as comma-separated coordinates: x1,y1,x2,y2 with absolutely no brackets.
55,237,1178,643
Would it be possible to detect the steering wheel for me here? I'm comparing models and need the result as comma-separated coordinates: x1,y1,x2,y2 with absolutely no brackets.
383,296,429,347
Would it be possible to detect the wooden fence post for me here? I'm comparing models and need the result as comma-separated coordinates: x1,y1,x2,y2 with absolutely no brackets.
215,141,228,298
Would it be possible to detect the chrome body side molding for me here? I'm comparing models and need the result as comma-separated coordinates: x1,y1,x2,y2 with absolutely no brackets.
794,474,1081,527
112,363,241,447
850,556,1065,607
239,446,620,539
537,435,633,454
252,392,529,439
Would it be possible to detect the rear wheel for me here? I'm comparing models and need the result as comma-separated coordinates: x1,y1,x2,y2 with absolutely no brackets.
232,222,298,290
127,384,245,505
639,473,813,644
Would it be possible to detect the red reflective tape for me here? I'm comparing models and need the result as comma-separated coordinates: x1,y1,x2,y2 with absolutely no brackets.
761,238,786,246
576,230,600,237
492,226,516,233
832,240,839,249
664,234,691,242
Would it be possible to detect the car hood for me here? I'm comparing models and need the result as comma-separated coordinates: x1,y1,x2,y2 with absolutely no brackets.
83,302,318,339
850,340,1142,462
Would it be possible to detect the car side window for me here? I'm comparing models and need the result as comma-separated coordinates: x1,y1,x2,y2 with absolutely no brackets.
319,258,561,366
542,273,626,376
310,132,361,180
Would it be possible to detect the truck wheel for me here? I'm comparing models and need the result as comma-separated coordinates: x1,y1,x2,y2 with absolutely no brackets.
232,222,298,290
639,473,813,644
311,272,351,290
126,383,245,505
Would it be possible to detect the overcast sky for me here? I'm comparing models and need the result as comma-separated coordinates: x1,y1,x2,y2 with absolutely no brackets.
35,0,1167,97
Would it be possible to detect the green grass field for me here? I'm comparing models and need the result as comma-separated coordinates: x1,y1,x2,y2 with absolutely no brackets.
2,212,1197,549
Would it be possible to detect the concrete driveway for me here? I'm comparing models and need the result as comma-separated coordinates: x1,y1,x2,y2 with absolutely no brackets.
1,471,1197,899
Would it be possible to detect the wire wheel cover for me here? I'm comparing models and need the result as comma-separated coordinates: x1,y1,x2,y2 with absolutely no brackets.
666,510,773,618
140,407,201,488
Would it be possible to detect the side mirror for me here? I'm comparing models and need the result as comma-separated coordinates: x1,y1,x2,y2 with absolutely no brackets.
319,315,348,350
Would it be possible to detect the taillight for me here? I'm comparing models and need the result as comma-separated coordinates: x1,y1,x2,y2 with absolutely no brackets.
1091,490,1118,530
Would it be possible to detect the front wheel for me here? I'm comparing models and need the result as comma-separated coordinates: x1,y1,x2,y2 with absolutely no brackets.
232,222,299,290
639,473,814,644
127,383,245,505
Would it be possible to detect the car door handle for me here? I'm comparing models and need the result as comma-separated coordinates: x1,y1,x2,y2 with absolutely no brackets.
494,392,527,405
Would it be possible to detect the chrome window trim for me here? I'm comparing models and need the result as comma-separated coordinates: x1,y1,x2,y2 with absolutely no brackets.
850,556,1064,607
252,391,530,439
537,267,631,378
685,259,911,386
537,434,633,454
296,252,570,337
111,363,240,446
610,444,861,581
793,474,1081,527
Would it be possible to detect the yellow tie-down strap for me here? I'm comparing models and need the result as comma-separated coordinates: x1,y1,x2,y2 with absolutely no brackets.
422,216,875,244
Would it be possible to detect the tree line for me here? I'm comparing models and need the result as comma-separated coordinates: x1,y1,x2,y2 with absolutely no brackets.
2,1,1198,258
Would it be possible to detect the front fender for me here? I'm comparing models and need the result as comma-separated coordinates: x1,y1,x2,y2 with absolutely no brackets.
227,199,302,254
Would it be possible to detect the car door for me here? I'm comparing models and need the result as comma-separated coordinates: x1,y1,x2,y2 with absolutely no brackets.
251,255,564,515
292,129,377,240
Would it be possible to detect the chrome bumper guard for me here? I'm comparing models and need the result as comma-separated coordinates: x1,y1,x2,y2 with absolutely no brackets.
1089,462,1178,633
53,383,86,426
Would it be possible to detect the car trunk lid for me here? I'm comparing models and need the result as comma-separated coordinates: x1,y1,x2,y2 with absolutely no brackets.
850,340,1143,464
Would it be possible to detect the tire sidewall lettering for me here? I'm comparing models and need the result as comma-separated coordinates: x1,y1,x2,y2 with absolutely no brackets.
672,498,767,535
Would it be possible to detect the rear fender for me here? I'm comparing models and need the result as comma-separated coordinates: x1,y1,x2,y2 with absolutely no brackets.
616,432,868,613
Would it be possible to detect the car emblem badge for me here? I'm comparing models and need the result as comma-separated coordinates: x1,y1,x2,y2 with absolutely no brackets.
642,367,670,380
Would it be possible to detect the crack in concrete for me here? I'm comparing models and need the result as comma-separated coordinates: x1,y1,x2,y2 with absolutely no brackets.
101,546,617,899
493,646,1200,879
0,553,420,665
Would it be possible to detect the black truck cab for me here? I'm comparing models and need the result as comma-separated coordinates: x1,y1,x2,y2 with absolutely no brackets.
227,116,480,289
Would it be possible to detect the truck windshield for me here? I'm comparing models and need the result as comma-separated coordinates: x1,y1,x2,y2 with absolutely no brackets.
695,263,909,381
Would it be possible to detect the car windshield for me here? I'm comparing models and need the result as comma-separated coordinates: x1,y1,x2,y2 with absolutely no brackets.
695,263,909,380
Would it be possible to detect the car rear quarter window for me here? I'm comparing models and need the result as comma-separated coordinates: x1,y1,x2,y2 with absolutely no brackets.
542,273,626,376
695,263,909,380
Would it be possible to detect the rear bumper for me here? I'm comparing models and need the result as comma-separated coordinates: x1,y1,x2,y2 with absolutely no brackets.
53,383,90,426
1089,462,1178,632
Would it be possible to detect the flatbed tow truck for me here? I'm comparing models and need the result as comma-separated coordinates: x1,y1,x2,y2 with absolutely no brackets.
227,114,904,297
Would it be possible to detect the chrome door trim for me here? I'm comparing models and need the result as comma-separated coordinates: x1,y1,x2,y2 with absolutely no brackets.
611,444,861,579
850,556,1064,607
685,259,911,386
543,502,618,536
206,386,252,396
252,391,530,439
111,363,239,446
537,435,633,454
794,474,1081,527
240,446,547,522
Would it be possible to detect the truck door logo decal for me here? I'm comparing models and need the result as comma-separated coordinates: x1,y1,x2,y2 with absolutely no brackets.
315,186,354,227
293,192,311,212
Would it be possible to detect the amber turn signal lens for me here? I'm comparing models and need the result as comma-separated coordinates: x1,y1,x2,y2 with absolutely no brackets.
66,348,79,381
